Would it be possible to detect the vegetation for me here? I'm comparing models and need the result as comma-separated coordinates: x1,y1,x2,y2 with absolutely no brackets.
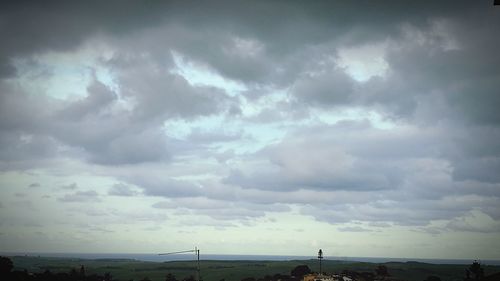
3,256,500,281
290,265,311,278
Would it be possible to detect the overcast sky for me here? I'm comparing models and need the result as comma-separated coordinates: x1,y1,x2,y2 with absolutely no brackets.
1,0,500,260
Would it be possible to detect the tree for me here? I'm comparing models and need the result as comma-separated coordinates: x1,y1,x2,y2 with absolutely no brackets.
375,265,389,276
182,275,196,281
0,256,13,275
166,273,178,281
468,261,484,280
104,272,113,281
70,268,78,277
291,265,311,278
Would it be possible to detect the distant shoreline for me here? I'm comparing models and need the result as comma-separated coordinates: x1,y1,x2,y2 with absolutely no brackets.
2,252,500,265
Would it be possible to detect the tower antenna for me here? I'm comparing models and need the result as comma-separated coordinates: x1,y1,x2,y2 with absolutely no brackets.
159,247,201,281
318,249,323,275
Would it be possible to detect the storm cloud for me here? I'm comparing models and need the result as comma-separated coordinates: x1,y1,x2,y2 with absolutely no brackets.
1,0,499,258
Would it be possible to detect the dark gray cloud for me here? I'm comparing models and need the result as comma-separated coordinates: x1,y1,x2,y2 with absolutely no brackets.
108,183,140,197
105,53,232,120
224,121,439,192
287,17,500,127
69,207,168,224
0,0,485,82
56,79,118,121
134,177,203,198
61,183,78,190
337,226,373,233
0,0,171,78
0,0,499,232
58,190,100,203
0,83,50,131
218,119,500,226
0,83,58,169
152,198,290,221
292,68,355,106
300,192,500,227
0,69,229,166
47,78,174,165
0,132,58,169
452,157,500,184
14,192,26,198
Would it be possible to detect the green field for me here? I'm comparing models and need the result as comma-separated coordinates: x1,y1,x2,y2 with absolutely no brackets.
7,256,500,281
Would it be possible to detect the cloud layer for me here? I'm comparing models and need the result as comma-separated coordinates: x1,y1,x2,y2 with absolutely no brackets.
1,0,499,258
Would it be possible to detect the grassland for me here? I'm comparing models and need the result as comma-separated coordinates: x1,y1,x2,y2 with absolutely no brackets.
8,256,500,281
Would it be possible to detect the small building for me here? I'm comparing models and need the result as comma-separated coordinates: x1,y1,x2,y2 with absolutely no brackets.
303,273,339,281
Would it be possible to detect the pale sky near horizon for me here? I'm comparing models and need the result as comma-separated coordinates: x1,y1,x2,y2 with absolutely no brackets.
1,0,500,260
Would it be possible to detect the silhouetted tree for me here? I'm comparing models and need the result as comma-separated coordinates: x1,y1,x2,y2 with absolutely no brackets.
262,275,273,281
360,271,375,281
424,276,441,281
69,268,78,277
166,273,178,281
291,265,311,278
182,275,196,281
272,274,293,281
104,272,113,281
11,269,31,281
0,256,13,275
375,265,389,276
467,261,484,281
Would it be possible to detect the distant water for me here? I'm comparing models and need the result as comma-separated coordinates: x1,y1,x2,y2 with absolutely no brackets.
3,252,500,266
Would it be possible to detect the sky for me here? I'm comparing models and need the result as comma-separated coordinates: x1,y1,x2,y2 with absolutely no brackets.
1,0,500,260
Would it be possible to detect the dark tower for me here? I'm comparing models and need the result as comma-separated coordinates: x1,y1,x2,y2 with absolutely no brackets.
318,249,323,275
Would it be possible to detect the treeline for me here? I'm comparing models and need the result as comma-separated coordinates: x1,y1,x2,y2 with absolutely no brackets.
1,256,201,281
1,256,115,281
2,256,499,281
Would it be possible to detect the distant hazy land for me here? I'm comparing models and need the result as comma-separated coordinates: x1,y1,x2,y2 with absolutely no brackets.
4,252,500,265
5,254,500,281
